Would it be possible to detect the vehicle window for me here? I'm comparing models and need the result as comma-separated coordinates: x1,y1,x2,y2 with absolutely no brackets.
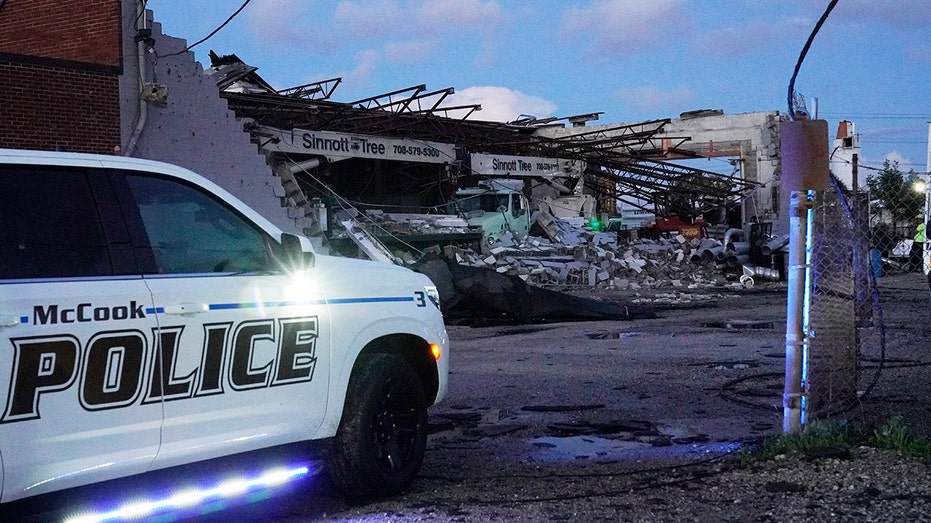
511,194,521,218
0,166,111,279
125,174,275,274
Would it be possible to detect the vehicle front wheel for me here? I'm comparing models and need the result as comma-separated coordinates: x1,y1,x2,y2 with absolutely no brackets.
328,353,428,503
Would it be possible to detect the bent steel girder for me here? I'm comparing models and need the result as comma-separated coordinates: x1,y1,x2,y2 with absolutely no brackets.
502,123,756,217
277,77,342,100
584,158,755,218
220,88,757,217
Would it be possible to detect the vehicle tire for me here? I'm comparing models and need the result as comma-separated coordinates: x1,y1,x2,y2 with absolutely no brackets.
328,353,428,503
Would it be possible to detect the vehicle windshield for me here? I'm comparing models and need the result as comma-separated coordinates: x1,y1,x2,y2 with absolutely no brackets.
456,193,508,213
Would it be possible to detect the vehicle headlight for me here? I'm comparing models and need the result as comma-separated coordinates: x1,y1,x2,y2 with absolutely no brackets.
424,285,441,310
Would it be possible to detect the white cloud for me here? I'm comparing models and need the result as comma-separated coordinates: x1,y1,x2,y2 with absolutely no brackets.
613,86,693,113
447,86,557,123
247,0,324,48
343,49,380,85
416,0,503,36
333,0,404,37
327,0,504,66
384,40,435,63
330,0,502,40
558,0,689,56
824,0,931,31
702,17,811,58
883,151,915,170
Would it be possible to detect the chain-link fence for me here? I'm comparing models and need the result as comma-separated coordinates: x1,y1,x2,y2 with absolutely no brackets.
806,175,931,437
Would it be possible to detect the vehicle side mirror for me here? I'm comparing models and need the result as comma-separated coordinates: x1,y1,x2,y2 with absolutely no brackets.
281,233,315,270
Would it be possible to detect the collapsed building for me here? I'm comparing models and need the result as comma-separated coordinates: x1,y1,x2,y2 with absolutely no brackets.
2,2,790,320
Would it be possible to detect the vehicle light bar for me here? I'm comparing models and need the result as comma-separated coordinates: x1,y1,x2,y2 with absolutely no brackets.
63,464,311,523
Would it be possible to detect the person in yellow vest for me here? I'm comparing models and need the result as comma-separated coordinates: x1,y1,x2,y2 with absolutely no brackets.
924,219,931,291
911,215,925,272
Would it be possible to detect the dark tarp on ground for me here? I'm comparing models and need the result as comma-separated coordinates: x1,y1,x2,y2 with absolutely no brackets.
415,258,655,324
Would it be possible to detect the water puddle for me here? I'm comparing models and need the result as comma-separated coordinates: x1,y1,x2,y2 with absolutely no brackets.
586,331,643,340
528,435,742,463
530,435,647,460
701,320,775,330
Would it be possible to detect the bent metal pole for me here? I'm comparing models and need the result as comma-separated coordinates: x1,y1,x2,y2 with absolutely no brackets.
783,191,810,434
780,119,829,434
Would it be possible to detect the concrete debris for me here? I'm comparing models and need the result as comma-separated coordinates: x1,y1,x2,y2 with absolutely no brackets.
380,216,786,302
422,220,743,291
364,210,480,236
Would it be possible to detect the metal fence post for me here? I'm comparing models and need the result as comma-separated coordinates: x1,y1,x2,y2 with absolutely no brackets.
780,120,830,434
784,190,811,433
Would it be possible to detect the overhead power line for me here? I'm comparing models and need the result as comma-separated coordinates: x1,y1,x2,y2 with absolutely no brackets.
787,0,840,120
163,0,252,57
820,113,931,120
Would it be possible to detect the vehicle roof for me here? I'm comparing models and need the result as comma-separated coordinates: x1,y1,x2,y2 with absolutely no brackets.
0,148,285,237
455,187,512,195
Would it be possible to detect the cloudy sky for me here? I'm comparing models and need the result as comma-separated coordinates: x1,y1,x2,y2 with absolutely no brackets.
150,0,931,174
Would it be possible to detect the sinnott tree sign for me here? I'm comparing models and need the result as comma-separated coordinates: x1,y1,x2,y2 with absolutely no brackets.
470,153,578,177
259,126,456,164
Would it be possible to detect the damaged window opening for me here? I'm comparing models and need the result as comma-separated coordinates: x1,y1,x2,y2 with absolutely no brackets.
457,194,509,214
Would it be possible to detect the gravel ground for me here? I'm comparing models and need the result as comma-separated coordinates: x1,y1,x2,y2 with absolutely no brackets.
318,446,931,522
313,274,931,523
14,274,929,522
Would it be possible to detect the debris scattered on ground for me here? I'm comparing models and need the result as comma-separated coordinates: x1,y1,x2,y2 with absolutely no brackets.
415,259,657,324
405,218,785,294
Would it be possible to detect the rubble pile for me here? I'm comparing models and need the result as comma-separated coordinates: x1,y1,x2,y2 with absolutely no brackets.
364,210,480,237
352,209,481,237
426,226,737,291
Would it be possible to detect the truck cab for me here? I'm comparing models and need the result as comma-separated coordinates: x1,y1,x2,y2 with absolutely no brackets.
452,185,532,244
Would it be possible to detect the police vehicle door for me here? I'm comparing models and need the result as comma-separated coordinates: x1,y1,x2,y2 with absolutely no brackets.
117,171,329,468
0,165,162,500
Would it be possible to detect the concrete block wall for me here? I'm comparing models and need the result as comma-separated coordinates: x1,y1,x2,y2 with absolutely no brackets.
128,14,299,234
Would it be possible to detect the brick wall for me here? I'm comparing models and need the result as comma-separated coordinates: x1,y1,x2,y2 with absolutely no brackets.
0,0,123,153
0,0,121,65
0,59,120,153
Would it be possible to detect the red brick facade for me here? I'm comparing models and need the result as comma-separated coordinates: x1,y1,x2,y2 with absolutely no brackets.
0,0,123,154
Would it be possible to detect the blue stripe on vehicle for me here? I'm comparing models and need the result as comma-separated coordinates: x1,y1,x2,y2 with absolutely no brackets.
327,297,415,304
206,296,413,310
15,297,414,324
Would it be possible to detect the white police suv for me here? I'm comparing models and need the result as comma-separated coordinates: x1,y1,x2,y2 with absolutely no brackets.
0,149,448,512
